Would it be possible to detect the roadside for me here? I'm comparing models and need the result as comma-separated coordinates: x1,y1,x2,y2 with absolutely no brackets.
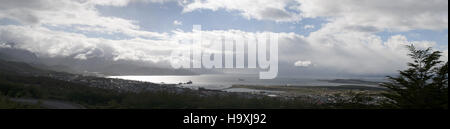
10,98,86,109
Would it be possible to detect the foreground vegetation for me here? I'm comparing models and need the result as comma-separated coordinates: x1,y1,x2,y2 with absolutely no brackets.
0,94,41,109
381,45,448,109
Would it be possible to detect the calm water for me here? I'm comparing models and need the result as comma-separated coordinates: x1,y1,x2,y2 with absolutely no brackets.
109,74,385,90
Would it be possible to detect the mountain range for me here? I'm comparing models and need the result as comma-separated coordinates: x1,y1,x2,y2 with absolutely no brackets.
0,46,197,76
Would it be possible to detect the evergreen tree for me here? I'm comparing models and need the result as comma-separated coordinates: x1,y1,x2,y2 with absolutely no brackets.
381,45,448,109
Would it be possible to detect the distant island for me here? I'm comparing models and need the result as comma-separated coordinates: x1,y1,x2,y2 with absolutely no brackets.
318,79,383,85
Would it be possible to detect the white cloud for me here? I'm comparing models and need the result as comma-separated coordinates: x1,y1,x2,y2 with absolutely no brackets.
294,60,312,67
296,0,448,32
0,25,177,62
303,25,315,29
173,20,183,26
181,0,302,22
89,0,177,7
0,41,11,48
0,0,168,39
181,0,448,32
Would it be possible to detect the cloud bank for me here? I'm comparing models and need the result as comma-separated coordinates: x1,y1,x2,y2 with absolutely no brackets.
0,0,447,76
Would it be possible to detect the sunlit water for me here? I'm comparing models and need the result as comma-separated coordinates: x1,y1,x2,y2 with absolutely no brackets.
108,74,385,90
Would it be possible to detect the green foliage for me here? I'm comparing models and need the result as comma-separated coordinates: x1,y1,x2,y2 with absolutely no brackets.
0,93,41,109
381,45,448,109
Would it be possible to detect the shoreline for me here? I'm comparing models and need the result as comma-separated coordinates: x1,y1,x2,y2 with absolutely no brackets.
222,84,387,98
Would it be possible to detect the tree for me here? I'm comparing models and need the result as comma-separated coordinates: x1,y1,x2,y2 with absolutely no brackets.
381,45,448,109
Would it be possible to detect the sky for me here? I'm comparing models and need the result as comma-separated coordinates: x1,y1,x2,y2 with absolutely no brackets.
0,0,448,77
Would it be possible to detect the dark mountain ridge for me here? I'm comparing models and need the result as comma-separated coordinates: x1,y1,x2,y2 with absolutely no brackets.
0,47,197,76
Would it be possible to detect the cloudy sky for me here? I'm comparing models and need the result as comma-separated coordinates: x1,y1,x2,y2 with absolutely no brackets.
0,0,448,77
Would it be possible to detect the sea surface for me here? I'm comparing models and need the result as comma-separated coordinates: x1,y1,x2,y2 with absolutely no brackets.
108,74,386,90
